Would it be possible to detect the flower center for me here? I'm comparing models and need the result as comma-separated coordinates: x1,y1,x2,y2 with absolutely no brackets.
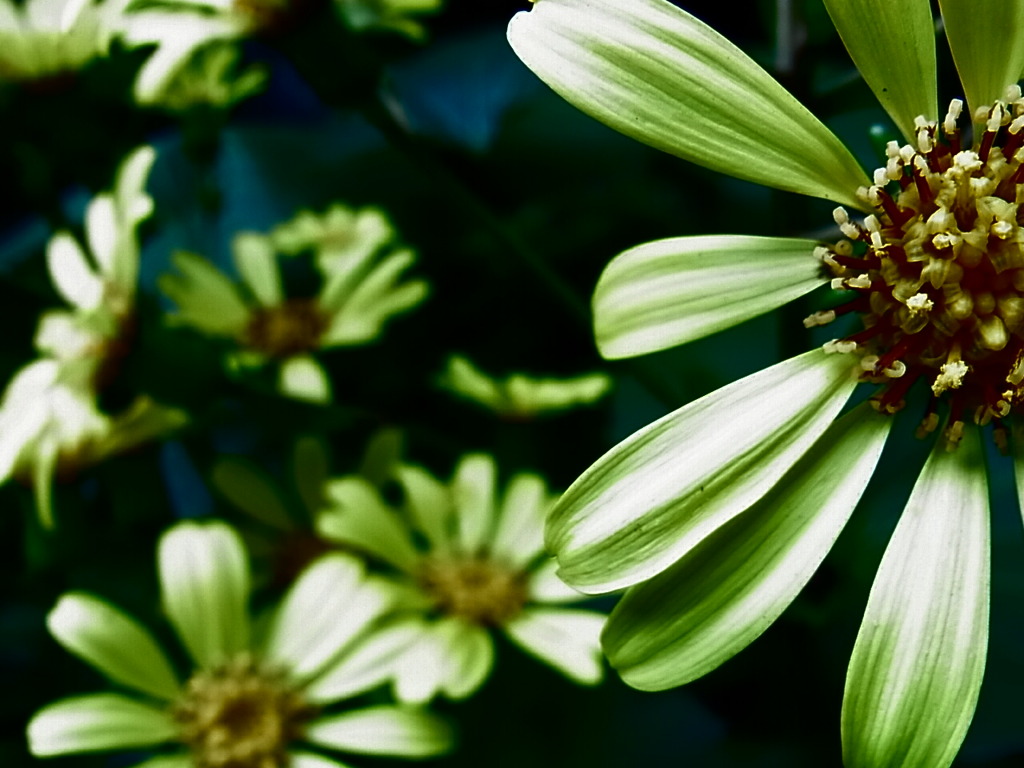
815,88,1024,449
243,299,329,359
172,654,316,768
417,556,528,626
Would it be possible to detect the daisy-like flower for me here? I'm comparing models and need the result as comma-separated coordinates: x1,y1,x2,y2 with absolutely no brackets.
28,519,453,765
315,453,605,703
333,0,441,41
0,0,127,83
0,145,186,527
270,204,396,273
160,224,428,404
438,353,611,420
149,40,266,112
509,0,1024,765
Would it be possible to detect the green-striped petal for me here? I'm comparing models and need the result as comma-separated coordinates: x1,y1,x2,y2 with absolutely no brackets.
305,706,453,758
842,427,989,768
939,0,1024,120
604,404,890,690
548,349,857,594
436,619,494,699
47,592,180,701
505,607,605,684
27,694,176,756
823,0,937,143
594,236,825,359
507,0,869,207
158,520,251,669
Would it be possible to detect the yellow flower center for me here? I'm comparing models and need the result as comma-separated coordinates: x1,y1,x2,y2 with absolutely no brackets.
816,88,1024,449
417,556,528,626
243,299,329,359
172,654,316,768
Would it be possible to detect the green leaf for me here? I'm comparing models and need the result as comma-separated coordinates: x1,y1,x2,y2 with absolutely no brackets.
211,458,294,531
842,427,989,768
823,0,937,143
547,349,857,594
604,404,891,690
507,0,869,207
939,0,1024,119
594,235,825,359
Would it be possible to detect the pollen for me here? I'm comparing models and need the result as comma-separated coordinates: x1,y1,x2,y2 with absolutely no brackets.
417,556,528,626
172,654,316,768
816,90,1024,447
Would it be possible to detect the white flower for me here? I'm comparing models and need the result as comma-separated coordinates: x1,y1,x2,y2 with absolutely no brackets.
28,519,453,765
316,453,606,703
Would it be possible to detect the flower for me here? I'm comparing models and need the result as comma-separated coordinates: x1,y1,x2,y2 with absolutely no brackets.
28,519,453,765
0,0,126,83
270,204,396,272
508,0,1024,765
0,146,186,527
147,40,266,112
438,353,611,419
315,453,606,703
333,0,442,41
159,218,428,404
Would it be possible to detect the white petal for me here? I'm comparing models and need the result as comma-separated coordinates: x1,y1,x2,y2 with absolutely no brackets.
305,706,453,758
491,473,551,567
278,356,331,404
507,0,869,207
452,453,497,554
394,464,453,552
28,694,176,756
842,428,989,768
47,232,102,310
548,349,857,593
288,751,352,768
593,235,825,359
84,195,117,280
436,619,493,699
158,520,250,668
262,554,393,680
47,592,180,701
504,607,605,684
392,624,450,704
527,558,588,604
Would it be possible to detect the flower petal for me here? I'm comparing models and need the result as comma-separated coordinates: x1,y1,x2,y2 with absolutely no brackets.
394,464,453,552
305,706,453,758
527,558,588,604
211,458,293,531
548,349,857,594
505,607,605,684
304,622,422,704
451,454,497,554
160,251,250,336
47,232,102,310
392,622,451,704
158,520,250,669
490,472,550,567
233,232,282,307
289,751,352,768
27,694,176,757
278,355,331,404
593,235,825,359
507,0,869,207
131,755,193,768
822,0,937,143
436,619,494,699
262,554,393,680
47,592,180,701
938,0,1024,120
316,477,421,572
604,404,891,690
842,427,989,768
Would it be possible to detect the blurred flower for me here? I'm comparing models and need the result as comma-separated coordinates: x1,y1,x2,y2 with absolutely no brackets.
147,40,266,112
316,453,605,703
160,219,428,404
270,203,395,272
28,519,453,765
509,0,1024,765
333,0,441,41
0,146,185,527
0,0,126,83
438,354,611,420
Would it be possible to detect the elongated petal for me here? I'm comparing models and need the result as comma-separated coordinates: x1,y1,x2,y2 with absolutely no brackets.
262,555,392,680
85,196,117,279
158,520,250,669
47,592,180,701
305,623,422,704
452,454,497,555
47,233,102,310
604,405,891,690
305,706,453,758
233,232,282,307
549,350,857,593
289,751,351,768
939,0,1024,119
436,620,494,699
507,0,869,207
823,0,937,143
211,459,293,530
394,464,453,552
594,236,825,359
505,607,605,684
491,473,550,567
316,477,421,572
842,427,989,768
278,355,331,404
528,558,587,603
28,694,176,756
131,755,193,768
